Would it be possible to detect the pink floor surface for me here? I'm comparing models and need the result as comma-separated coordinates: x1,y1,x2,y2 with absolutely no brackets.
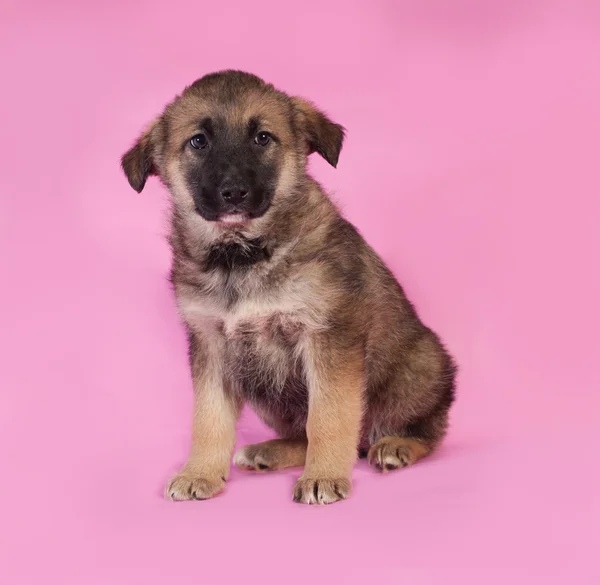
2,1,599,583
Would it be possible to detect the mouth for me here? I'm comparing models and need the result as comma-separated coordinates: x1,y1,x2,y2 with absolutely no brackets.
193,205,251,225
217,212,249,226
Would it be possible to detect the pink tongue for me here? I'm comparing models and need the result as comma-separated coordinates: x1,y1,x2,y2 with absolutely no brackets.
220,214,245,224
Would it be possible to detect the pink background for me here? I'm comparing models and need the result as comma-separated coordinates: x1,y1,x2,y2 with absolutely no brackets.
1,1,599,583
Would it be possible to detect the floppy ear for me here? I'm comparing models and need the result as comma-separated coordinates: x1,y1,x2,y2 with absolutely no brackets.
292,97,345,167
121,121,159,193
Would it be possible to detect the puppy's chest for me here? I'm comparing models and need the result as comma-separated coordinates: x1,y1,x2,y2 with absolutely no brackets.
178,272,324,390
180,294,309,367
182,294,304,336
224,311,304,346
185,300,305,393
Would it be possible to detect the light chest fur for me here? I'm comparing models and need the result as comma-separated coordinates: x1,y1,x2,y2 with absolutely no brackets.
176,269,327,397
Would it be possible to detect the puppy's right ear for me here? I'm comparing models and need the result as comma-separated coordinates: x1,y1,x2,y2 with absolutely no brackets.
121,121,159,193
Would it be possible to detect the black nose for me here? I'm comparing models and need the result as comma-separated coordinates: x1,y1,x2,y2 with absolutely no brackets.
219,186,248,206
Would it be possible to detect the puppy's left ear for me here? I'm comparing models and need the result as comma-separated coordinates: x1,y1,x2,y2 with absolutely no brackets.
121,121,160,193
292,97,345,168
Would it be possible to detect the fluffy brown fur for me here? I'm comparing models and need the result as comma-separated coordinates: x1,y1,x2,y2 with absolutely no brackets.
121,70,456,505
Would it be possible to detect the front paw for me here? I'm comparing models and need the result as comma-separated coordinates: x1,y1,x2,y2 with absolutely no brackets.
165,472,225,501
293,476,351,505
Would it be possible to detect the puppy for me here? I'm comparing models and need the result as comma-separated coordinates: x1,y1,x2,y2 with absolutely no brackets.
121,70,456,505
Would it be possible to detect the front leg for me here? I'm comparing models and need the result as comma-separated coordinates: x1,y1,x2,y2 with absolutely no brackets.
166,331,240,501
294,335,364,505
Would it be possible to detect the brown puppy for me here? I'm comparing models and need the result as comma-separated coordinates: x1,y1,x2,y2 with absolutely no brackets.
121,70,456,505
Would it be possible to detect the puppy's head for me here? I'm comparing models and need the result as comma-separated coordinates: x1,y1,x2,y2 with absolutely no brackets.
121,70,344,225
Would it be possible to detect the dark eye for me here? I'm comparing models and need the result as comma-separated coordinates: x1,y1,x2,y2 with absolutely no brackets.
254,132,271,146
190,134,208,149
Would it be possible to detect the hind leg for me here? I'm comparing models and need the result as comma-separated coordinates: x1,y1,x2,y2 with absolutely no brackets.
367,396,451,473
368,437,431,472
368,332,456,473
234,439,307,471
237,388,309,471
